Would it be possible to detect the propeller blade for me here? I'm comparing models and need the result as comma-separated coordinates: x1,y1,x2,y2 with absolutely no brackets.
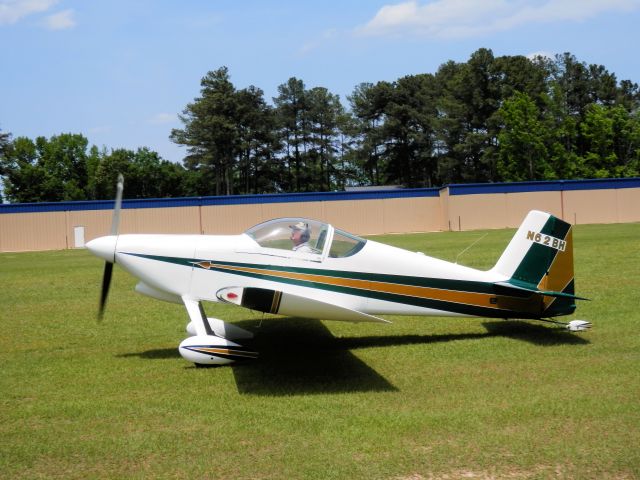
98,261,114,321
110,173,124,236
96,174,123,321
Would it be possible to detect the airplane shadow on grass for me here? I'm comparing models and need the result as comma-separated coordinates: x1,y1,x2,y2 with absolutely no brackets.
120,318,589,396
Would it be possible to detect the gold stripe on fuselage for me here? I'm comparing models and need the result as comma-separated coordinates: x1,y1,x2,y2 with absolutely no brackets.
207,263,501,310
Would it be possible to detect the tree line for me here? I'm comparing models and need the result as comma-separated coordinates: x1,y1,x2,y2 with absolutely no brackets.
1,48,639,203
0,134,192,203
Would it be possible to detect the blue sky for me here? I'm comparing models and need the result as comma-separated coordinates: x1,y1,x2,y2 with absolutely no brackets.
2,0,640,164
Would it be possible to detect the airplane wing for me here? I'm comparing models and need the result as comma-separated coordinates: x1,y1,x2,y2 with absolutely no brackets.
216,286,390,324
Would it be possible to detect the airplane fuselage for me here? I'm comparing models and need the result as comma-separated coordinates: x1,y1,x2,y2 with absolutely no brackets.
91,232,541,321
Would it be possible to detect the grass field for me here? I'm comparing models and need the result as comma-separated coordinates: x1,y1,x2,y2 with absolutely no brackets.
1,222,639,479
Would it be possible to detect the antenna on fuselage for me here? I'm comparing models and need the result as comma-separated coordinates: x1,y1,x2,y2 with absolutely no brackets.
454,233,488,265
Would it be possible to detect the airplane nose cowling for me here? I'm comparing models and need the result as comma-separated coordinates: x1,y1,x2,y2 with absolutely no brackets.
86,235,118,263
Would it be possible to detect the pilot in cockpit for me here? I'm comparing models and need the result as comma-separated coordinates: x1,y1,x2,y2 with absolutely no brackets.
289,222,313,253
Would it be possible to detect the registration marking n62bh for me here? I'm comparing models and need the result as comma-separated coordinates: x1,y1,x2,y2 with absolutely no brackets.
526,230,566,251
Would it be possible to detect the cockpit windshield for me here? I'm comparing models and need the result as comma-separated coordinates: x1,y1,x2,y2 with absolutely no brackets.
244,218,366,259
329,229,367,258
245,218,329,254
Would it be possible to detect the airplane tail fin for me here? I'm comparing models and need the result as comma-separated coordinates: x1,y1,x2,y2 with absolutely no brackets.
491,210,579,317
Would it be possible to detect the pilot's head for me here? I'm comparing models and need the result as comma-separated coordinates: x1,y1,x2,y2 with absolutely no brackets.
289,221,310,245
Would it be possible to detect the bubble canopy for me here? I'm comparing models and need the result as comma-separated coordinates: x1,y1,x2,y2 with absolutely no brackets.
244,218,366,259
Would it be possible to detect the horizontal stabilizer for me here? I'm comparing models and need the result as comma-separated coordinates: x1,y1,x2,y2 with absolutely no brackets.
494,281,589,301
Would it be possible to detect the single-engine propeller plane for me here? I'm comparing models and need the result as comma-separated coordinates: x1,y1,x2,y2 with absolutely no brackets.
87,175,590,366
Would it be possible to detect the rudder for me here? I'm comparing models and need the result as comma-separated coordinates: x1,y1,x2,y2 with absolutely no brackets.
491,210,577,317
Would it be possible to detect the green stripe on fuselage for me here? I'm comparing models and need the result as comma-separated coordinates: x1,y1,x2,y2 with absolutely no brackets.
125,252,495,293
123,252,542,319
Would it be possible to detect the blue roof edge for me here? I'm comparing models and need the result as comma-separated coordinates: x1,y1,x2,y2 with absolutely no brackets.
2,178,638,214
0,187,440,214
447,177,640,195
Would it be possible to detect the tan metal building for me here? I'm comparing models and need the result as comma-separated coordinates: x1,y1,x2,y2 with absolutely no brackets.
1,178,638,253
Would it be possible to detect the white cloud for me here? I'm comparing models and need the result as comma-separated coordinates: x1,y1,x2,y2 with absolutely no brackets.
526,50,554,61
43,8,74,29
357,0,640,38
0,0,58,25
149,113,177,125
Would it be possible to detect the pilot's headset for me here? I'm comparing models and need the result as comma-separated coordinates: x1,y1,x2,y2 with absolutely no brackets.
291,222,311,242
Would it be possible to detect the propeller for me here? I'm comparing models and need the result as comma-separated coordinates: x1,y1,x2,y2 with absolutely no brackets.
97,174,124,321
98,262,114,320
110,174,124,236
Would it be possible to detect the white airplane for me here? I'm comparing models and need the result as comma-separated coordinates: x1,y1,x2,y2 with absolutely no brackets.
87,176,590,366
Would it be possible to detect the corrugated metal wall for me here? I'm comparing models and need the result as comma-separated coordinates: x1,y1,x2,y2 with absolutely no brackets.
443,178,640,231
1,179,638,252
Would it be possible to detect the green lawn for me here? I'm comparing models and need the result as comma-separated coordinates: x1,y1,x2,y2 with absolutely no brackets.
1,223,639,479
